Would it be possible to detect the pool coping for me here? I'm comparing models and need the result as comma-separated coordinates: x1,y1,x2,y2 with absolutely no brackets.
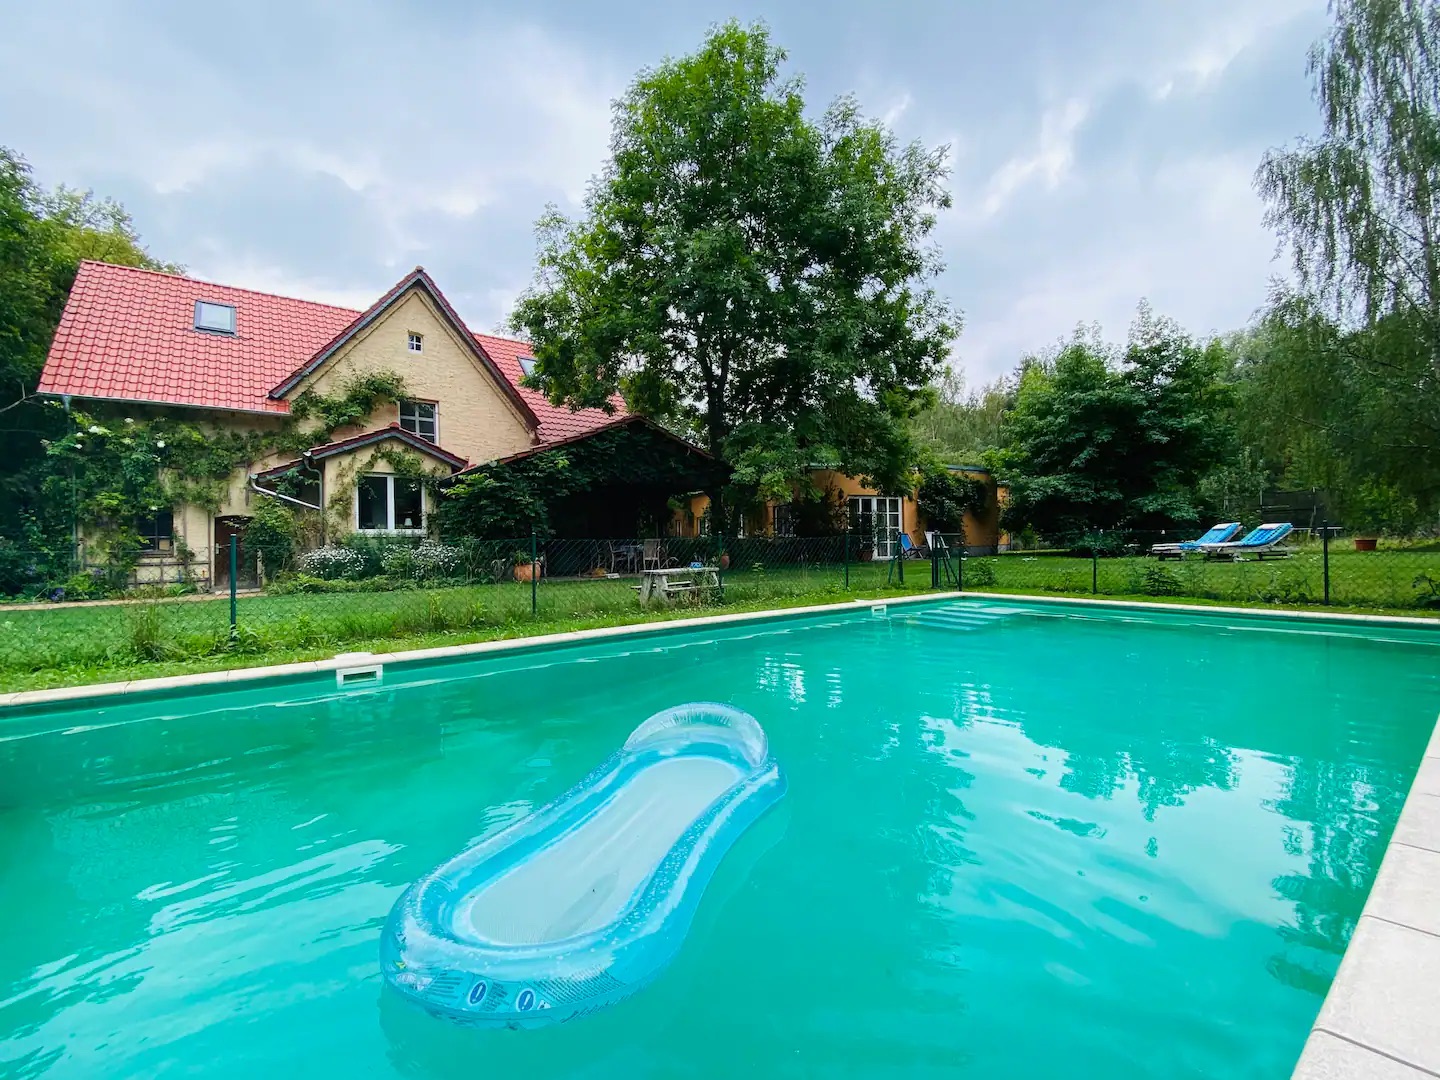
3,589,1438,1073
6,590,1437,713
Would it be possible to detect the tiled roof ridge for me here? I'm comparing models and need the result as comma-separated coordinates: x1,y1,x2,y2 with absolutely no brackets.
75,260,365,315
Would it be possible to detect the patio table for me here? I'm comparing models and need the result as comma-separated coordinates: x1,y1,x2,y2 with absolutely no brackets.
637,566,719,604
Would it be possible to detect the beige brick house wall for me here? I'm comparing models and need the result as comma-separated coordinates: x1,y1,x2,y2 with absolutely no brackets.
298,289,536,468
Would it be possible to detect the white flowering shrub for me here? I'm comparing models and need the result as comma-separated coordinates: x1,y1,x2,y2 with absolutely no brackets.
297,545,367,580
381,541,461,581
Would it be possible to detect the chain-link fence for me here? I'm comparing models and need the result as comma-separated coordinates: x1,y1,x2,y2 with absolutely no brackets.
2,528,1437,689
0,532,940,687
956,529,1440,611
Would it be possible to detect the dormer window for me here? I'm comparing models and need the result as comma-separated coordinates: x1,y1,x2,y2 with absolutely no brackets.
194,301,236,335
408,332,424,353
517,356,537,377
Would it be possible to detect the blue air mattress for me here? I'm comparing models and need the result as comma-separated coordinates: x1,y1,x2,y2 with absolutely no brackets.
380,702,785,1028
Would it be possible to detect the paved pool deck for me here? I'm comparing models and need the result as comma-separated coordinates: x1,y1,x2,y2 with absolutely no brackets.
3,591,1438,1076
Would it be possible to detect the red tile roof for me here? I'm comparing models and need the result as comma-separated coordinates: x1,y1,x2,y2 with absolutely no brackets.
37,261,621,446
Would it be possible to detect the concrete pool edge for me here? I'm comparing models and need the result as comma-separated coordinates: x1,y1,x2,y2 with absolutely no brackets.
1290,711,1440,1080
4,590,1437,713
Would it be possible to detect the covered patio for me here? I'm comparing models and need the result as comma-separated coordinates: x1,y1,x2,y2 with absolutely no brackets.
439,416,723,576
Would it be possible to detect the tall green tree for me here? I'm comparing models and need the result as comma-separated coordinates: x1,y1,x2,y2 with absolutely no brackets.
0,147,175,554
1253,0,1440,521
994,309,1235,539
510,22,958,527
910,366,1011,461
1258,0,1440,356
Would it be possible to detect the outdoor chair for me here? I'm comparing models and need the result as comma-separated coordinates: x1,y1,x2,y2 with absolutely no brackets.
1150,522,1242,560
1201,522,1295,560
899,533,928,559
642,538,666,571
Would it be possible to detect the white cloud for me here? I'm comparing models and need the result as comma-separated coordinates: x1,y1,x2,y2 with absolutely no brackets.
956,153,1279,382
973,97,1090,221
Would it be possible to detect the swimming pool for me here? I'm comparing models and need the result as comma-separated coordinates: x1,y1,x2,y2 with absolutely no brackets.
1,597,1436,1078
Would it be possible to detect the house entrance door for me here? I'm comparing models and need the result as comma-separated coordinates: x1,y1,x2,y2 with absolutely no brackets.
213,516,259,591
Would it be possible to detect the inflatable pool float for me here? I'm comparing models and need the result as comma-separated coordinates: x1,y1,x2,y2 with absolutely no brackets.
380,702,785,1028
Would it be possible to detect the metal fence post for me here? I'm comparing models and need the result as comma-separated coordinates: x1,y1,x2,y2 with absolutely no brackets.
530,529,538,617
897,530,904,585
957,544,964,592
228,535,238,639
843,529,850,590
716,531,725,593
1091,532,1099,594
1322,519,1331,605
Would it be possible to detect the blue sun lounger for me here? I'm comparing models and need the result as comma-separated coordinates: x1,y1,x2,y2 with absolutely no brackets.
1150,522,1242,559
1201,522,1295,560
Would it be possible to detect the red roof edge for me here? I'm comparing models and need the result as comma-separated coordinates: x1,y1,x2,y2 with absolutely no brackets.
267,266,541,431
256,424,470,473
452,415,710,477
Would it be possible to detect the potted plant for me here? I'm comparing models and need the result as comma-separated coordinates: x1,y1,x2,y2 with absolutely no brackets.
513,549,543,582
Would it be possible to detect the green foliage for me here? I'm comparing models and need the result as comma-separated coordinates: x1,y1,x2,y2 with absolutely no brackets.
509,21,958,526
915,465,986,534
1141,564,1184,597
285,372,410,449
994,308,1236,541
1346,478,1421,535
243,498,299,582
23,374,408,591
1257,0,1440,340
1232,296,1439,520
911,366,1011,461
438,421,715,539
0,147,176,566
963,558,997,587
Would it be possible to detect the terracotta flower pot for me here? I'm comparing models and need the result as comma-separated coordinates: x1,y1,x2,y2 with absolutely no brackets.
1353,536,1378,552
719,554,731,570
513,561,540,582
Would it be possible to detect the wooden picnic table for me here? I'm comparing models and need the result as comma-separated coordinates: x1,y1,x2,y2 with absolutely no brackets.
637,566,719,604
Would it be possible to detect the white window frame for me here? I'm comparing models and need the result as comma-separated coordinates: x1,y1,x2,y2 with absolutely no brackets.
848,496,903,559
355,474,426,534
407,331,424,353
398,400,439,443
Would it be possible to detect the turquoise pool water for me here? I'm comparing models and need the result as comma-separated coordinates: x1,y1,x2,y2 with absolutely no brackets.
1,599,1437,1078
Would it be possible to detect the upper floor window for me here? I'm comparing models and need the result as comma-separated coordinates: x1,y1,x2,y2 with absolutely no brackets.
194,301,236,335
398,400,438,443
408,332,424,353
517,356,537,377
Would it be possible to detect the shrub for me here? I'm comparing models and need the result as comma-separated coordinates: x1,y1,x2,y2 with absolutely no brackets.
1141,564,1183,596
380,540,462,582
296,545,367,580
963,559,997,587
269,572,418,595
244,499,300,581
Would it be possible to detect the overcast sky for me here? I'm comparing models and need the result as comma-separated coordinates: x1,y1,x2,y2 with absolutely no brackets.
0,0,1327,386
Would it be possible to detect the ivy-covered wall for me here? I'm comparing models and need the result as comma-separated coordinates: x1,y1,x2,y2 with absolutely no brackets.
47,371,414,585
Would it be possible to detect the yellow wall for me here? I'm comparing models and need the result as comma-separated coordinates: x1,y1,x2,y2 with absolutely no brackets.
670,469,1003,549
298,288,535,467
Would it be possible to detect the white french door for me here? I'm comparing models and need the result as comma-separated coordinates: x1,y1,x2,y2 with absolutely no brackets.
848,496,903,558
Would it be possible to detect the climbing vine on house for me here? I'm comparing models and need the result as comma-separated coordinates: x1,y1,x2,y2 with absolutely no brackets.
40,370,411,579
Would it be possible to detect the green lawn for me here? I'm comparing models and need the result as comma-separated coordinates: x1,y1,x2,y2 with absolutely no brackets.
961,543,1440,611
0,561,933,693
2,548,1436,694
